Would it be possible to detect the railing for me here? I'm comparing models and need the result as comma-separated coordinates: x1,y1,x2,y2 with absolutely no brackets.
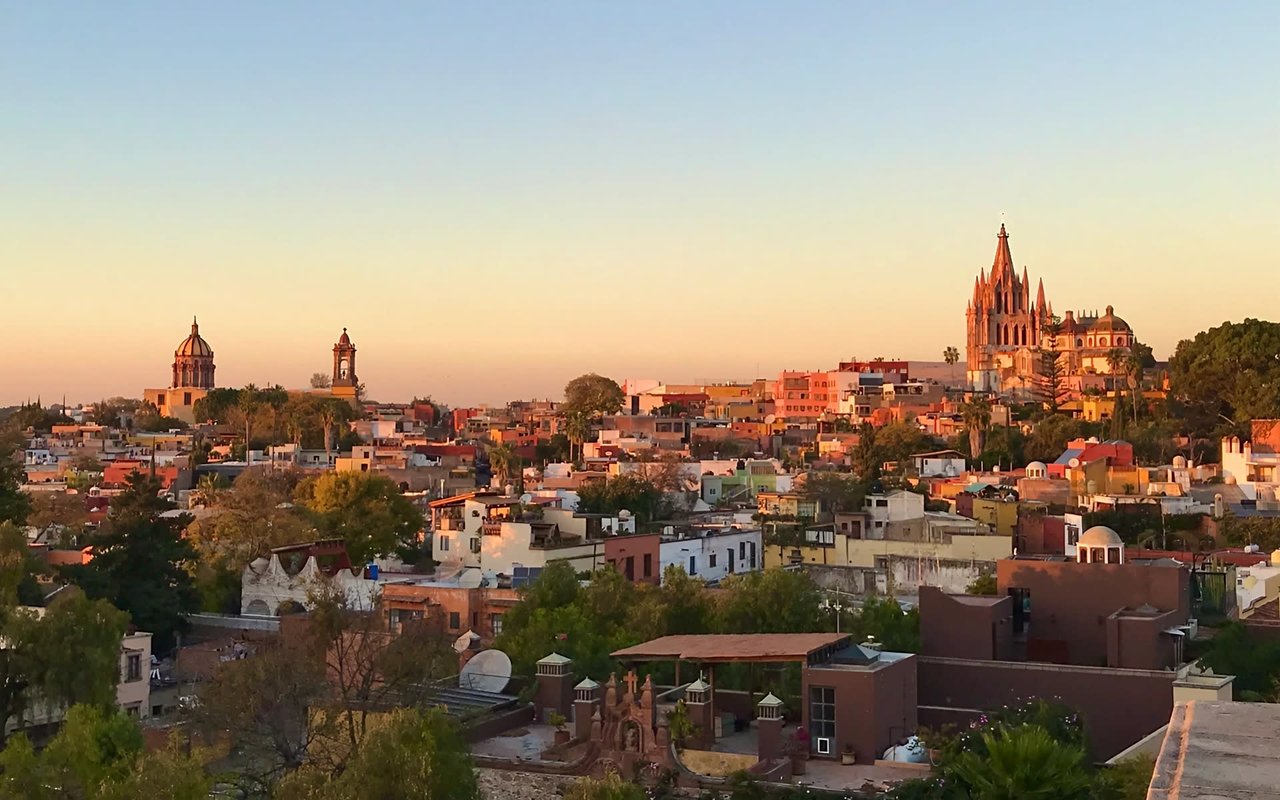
481,522,503,536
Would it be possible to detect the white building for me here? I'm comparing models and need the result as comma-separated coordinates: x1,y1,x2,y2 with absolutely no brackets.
1221,435,1280,509
863,490,925,538
240,540,383,615
911,450,967,479
660,528,763,584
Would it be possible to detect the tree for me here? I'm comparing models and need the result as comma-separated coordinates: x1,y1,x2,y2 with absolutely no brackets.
0,438,31,527
236,383,262,449
487,443,518,489
948,725,1093,800
1036,315,1067,413
0,522,46,606
195,638,326,793
875,420,935,468
191,387,241,425
576,473,669,524
294,472,423,564
961,399,992,460
1023,414,1083,465
846,595,919,652
305,585,457,774
716,568,825,634
1168,319,1280,437
562,373,625,419
966,573,998,595
943,346,961,385
0,704,209,800
274,708,479,800
315,398,356,457
62,473,199,652
801,472,866,516
0,588,128,741
564,411,592,463
310,372,332,389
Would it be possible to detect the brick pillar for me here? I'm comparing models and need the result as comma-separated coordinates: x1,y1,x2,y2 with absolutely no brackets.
683,677,715,749
534,653,574,723
757,693,784,761
573,678,600,740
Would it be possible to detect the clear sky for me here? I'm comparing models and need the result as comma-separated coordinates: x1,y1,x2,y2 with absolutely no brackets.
3,2,1277,407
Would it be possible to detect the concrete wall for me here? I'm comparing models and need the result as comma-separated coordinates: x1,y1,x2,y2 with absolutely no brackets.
803,655,917,765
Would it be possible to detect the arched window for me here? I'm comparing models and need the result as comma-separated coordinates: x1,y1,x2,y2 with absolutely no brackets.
1100,336,1109,347
1076,338,1083,348
1115,336,1126,346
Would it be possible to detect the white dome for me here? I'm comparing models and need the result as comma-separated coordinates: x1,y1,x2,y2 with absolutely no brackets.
1079,526,1123,548
1025,461,1048,479
1172,455,1187,468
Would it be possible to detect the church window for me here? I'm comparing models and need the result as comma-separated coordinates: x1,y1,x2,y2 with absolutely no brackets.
1116,336,1126,346
1076,338,1083,348
1100,336,1109,347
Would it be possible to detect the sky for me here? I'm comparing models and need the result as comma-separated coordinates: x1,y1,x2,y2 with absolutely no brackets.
2,2,1277,407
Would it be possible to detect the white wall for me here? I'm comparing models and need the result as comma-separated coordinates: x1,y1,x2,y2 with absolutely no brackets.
660,529,762,584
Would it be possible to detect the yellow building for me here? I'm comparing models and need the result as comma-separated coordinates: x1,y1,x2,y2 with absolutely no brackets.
757,492,818,519
970,498,1018,537
143,318,215,423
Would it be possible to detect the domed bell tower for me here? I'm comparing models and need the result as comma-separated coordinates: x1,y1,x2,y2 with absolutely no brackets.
331,328,358,406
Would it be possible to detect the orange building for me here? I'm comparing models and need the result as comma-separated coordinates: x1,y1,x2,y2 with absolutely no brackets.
379,580,520,642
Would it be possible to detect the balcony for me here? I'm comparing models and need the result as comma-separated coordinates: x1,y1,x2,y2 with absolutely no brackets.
481,522,503,536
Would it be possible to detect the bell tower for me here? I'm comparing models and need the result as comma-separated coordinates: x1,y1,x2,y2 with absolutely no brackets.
331,328,358,405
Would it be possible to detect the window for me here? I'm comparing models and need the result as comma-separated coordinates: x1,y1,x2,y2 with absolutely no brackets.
739,542,746,560
156,395,165,407
491,613,504,635
688,556,697,576
470,538,481,554
449,612,460,630
643,553,652,577
625,556,635,581
749,542,756,569
727,548,735,573
183,392,192,405
439,536,450,552
809,686,836,743
126,654,142,682
709,553,717,569
151,704,163,717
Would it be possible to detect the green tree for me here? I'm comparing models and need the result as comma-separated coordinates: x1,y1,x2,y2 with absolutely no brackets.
294,472,423,564
0,705,208,800
310,372,331,389
848,596,920,652
62,473,199,651
1168,319,1280,437
948,725,1093,800
966,573,998,595
487,442,519,488
1036,315,1067,413
875,420,936,468
0,587,128,740
1024,414,1083,464
562,373,625,419
274,708,479,800
716,568,824,634
801,471,867,516
315,398,356,457
0,444,31,528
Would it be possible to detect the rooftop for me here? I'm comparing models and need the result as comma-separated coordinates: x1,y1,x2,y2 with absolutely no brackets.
612,633,850,664
1148,701,1280,799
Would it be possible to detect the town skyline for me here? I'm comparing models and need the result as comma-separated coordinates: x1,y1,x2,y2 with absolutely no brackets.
4,3,1277,405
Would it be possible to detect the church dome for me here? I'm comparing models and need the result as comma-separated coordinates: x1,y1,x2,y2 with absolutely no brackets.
1079,526,1123,548
1090,306,1131,333
176,318,214,358
337,327,352,347
1025,461,1048,479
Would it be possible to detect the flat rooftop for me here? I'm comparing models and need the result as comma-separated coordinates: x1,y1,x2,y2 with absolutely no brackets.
612,633,850,664
1148,701,1280,799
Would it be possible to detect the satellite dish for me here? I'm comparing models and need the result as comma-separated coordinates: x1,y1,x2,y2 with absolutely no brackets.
453,630,481,653
1068,457,1081,468
520,493,533,504
459,649,512,694
457,569,484,588
764,414,777,425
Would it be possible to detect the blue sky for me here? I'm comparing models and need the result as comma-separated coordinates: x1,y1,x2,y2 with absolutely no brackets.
3,2,1277,405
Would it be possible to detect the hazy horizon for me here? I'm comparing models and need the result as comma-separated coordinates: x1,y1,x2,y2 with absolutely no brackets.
4,3,1277,407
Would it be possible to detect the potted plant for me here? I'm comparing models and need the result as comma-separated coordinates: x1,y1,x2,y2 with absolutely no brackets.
841,743,857,766
548,712,570,745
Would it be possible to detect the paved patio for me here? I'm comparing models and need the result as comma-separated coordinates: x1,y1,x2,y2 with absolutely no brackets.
471,724,558,761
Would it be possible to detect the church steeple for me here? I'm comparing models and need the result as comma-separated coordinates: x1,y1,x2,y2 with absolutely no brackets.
991,223,1014,276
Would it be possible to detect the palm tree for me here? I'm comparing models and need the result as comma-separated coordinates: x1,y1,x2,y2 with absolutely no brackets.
961,398,992,461
193,473,226,507
949,725,1092,800
943,346,961,386
564,411,591,463
1125,348,1145,425
316,399,347,458
237,384,260,454
488,443,516,489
